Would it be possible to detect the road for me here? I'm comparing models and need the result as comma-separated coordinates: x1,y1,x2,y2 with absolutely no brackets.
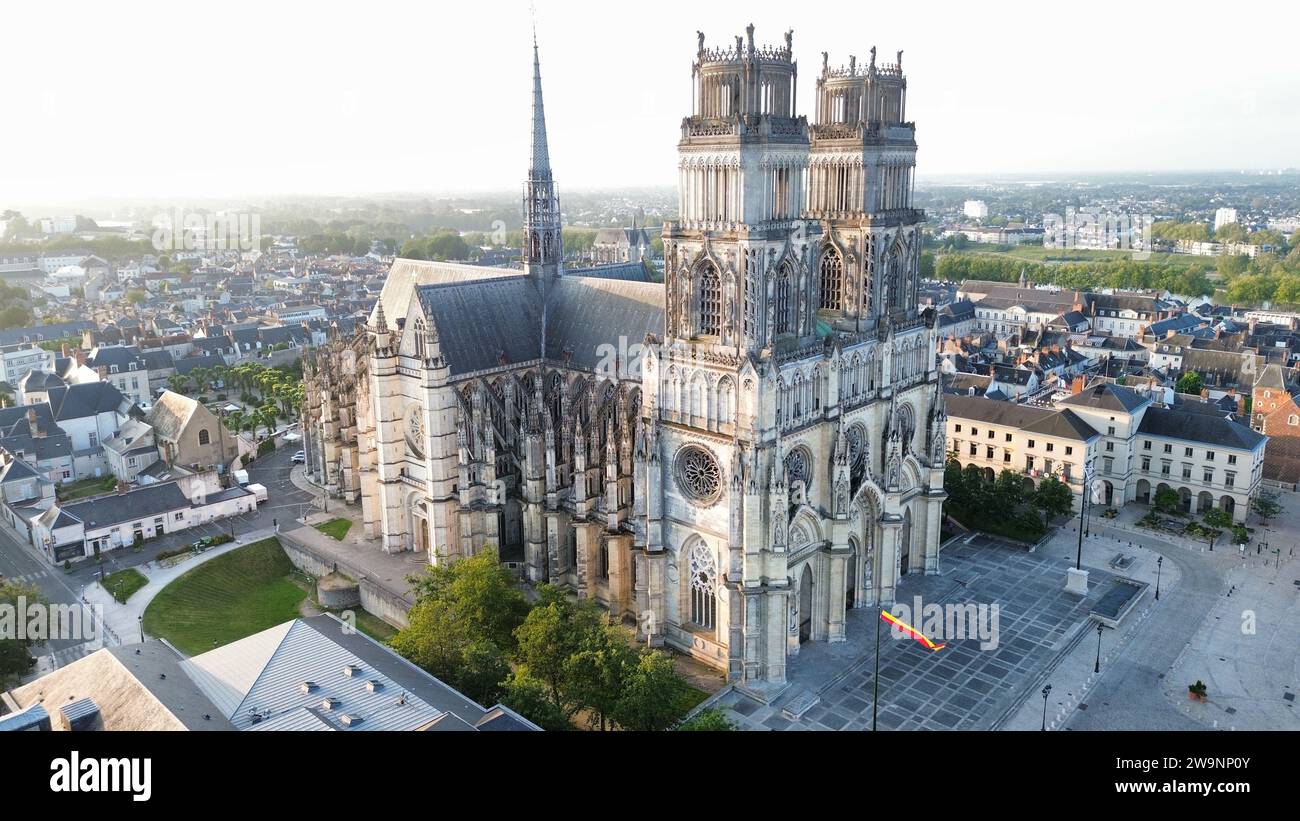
0,444,315,678
1063,520,1227,730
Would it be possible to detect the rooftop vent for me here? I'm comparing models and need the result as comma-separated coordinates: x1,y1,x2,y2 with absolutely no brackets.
342,664,358,677
320,697,339,710
299,681,317,694
365,680,382,694
60,698,100,732
339,713,363,727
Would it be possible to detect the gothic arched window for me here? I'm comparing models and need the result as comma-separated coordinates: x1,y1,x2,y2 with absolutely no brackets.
688,541,717,630
774,262,792,335
698,263,722,336
413,318,427,360
743,272,757,339
819,246,844,311
198,429,210,446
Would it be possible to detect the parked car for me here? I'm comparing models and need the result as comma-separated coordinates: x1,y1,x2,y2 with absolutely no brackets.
292,450,306,464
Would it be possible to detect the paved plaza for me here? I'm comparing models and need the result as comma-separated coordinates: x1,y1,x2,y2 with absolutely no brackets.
714,535,1127,731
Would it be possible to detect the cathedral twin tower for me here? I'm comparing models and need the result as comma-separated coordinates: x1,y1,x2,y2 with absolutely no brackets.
647,25,944,690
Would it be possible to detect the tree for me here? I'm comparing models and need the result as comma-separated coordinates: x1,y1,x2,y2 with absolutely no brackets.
563,623,635,730
1175,371,1204,396
1033,476,1074,526
1202,507,1233,550
0,580,45,688
1250,491,1281,525
613,649,691,731
513,588,604,712
500,672,572,731
167,373,190,395
679,707,737,731
125,289,147,305
0,304,31,330
388,548,526,705
405,547,529,652
1153,487,1181,515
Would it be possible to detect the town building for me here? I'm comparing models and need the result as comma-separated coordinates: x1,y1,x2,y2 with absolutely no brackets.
944,379,1266,520
144,390,237,475
1,614,540,731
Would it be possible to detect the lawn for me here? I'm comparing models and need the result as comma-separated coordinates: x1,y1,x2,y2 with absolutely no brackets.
142,538,306,655
314,518,353,541
57,475,117,501
352,609,399,642
101,568,148,604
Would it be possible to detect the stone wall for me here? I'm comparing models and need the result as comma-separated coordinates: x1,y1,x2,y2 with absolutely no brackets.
277,529,412,630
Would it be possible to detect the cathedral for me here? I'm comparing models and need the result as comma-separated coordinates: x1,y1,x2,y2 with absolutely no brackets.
302,25,946,692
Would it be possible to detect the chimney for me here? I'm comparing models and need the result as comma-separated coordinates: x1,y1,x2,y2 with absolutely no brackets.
97,365,108,380
1071,375,1086,395
26,408,39,437
61,342,70,357
75,349,86,367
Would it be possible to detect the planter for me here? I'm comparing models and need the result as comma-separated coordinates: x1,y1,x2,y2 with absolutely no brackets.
1188,691,1207,703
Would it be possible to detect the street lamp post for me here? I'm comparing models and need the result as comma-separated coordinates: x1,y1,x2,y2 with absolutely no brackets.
138,615,144,643
1094,622,1104,673
1076,464,1094,570
1041,683,1052,731
1155,556,1163,601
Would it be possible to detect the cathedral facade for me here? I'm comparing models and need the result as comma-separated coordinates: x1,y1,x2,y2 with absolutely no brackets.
301,25,946,692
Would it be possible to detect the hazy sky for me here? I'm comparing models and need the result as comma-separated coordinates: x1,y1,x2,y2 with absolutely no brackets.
3,0,1297,204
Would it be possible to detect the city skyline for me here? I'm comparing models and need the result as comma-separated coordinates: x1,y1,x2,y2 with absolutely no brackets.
2,0,1298,204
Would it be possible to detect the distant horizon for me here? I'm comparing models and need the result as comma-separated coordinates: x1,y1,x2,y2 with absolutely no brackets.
7,166,1300,215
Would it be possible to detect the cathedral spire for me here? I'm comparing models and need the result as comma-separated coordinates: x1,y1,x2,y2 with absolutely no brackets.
530,31,552,181
523,31,562,280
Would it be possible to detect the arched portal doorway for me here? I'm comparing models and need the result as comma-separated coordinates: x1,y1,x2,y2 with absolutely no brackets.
846,537,859,610
1220,496,1236,519
1136,479,1151,505
1103,481,1114,507
1197,491,1213,513
799,565,813,643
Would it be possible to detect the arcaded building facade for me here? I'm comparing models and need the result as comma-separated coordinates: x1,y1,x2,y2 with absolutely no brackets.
302,26,946,693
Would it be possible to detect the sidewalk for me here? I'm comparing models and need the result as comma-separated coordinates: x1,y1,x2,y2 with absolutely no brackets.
284,463,423,602
999,517,1183,730
1160,503,1300,730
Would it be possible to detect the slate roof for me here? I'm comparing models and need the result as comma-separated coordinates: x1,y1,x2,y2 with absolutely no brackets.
61,480,192,529
564,262,651,282
1057,381,1150,414
19,369,64,392
944,394,1100,441
544,276,664,369
1138,406,1266,450
173,353,227,374
0,321,94,347
141,349,176,371
85,345,148,373
416,276,544,374
0,430,72,462
0,456,42,484
46,382,132,421
0,403,56,437
405,270,665,378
